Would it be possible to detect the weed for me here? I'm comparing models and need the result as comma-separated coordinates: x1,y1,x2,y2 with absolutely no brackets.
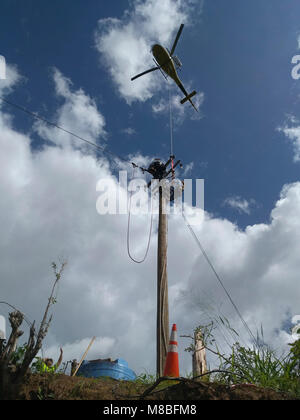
184,321,300,397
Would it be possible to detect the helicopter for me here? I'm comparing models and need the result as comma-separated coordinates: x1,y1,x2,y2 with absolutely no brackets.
131,24,198,112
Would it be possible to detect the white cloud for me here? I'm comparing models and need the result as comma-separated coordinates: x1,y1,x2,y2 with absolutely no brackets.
121,127,136,136
0,63,21,97
177,183,300,357
95,0,202,106
1,65,300,377
183,161,194,176
34,68,106,152
279,35,300,160
278,120,300,162
223,196,256,215
152,88,204,124
43,336,116,366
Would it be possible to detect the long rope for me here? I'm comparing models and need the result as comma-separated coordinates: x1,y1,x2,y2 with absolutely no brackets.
181,211,258,346
127,168,153,264
168,84,174,157
160,235,169,358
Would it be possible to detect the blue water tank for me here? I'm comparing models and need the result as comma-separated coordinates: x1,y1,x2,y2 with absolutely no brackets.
76,358,136,381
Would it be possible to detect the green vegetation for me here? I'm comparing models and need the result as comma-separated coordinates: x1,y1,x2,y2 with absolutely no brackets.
183,321,300,398
134,371,157,385
11,320,300,399
0,261,66,400
215,341,300,396
10,344,45,374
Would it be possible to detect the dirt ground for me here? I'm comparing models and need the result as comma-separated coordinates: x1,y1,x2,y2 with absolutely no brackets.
15,373,298,400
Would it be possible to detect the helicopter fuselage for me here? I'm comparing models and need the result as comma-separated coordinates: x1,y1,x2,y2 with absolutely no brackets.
131,24,198,112
151,44,179,83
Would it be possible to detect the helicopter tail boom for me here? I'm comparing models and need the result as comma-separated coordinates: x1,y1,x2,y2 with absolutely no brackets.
180,90,197,105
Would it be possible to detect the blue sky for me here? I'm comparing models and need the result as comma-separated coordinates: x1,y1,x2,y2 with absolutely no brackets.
1,0,300,227
1,0,300,375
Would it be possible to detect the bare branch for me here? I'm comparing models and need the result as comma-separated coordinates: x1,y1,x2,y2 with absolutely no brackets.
0,261,67,398
0,311,24,363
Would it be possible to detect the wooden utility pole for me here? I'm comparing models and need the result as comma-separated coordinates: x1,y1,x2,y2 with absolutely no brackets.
192,330,207,379
156,187,169,377
143,156,181,378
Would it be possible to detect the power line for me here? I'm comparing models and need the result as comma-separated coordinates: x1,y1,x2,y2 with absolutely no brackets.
168,83,174,157
181,211,258,346
0,96,130,164
0,301,34,331
0,95,160,262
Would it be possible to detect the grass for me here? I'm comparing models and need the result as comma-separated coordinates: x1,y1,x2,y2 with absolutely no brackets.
133,371,181,394
129,334,300,398
213,342,300,397
181,322,300,398
134,371,157,385
11,323,300,399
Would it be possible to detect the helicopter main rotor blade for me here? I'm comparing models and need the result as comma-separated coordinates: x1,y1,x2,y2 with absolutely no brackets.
131,66,159,81
170,24,184,56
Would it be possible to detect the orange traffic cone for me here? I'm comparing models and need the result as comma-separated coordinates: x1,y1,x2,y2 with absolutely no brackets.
163,323,179,377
